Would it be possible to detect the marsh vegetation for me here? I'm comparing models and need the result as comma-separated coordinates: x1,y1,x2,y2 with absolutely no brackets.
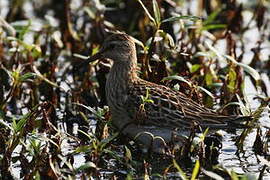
0,0,269,179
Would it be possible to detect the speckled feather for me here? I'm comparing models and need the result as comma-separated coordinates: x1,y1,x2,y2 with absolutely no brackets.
125,79,248,129
91,32,251,131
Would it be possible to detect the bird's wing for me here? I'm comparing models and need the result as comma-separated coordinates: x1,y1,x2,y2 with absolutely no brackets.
125,79,249,129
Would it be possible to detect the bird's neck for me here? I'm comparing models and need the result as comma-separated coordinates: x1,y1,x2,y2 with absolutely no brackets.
106,57,138,114
110,58,138,84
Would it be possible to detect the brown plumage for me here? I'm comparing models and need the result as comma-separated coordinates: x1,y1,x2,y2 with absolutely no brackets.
86,32,251,152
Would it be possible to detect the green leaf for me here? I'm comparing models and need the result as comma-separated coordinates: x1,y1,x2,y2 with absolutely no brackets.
194,51,213,59
77,129,95,141
203,8,222,25
73,102,104,120
18,20,31,40
191,160,200,180
99,132,119,150
201,24,227,31
227,68,237,92
126,174,133,180
157,30,175,47
236,94,251,116
75,162,97,172
125,146,132,161
74,145,92,154
202,128,209,141
162,15,201,23
204,42,261,84
205,72,213,86
152,0,161,26
13,112,31,133
231,170,240,180
205,43,260,84
34,171,41,180
31,45,42,58
225,55,260,82
84,7,96,19
19,72,36,82
190,64,201,73
29,138,42,154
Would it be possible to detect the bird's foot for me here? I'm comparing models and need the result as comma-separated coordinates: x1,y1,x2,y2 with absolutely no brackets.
120,124,188,154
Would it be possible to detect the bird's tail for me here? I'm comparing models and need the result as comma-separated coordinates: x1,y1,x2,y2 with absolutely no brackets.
226,115,253,129
200,115,253,129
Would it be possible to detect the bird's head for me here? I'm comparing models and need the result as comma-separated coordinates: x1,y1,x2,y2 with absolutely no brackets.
87,32,137,64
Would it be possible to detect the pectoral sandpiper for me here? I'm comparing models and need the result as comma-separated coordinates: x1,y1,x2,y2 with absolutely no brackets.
84,32,251,153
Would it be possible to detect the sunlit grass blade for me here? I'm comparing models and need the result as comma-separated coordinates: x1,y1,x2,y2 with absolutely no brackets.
224,55,261,83
162,75,192,87
33,65,68,92
201,168,224,180
205,42,261,85
157,30,175,47
136,0,156,26
230,170,240,180
0,16,16,36
162,15,201,23
73,53,90,60
201,24,227,31
0,119,12,130
13,112,31,133
152,0,161,26
173,159,188,180
191,160,200,180
221,102,250,116
198,86,215,99
205,41,224,61
236,102,266,151
124,146,132,161
73,102,105,120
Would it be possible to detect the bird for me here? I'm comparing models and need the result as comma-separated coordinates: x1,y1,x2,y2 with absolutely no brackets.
84,32,251,153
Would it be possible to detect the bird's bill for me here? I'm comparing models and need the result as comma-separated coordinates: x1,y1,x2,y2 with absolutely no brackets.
86,51,103,63
76,50,104,69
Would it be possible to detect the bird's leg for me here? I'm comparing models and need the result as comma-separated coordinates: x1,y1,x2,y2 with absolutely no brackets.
111,113,188,153
119,123,188,154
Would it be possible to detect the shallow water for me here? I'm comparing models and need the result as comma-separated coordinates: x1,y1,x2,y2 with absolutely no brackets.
219,77,270,177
